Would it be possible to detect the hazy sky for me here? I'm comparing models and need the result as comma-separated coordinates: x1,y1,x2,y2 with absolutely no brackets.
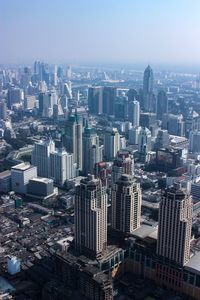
1,0,200,65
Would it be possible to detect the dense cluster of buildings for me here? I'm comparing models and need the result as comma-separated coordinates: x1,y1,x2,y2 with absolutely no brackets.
0,63,200,299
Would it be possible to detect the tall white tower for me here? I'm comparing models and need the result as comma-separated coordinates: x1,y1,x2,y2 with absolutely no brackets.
32,139,55,178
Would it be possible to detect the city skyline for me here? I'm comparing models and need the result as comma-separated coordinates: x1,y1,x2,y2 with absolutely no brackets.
1,0,200,67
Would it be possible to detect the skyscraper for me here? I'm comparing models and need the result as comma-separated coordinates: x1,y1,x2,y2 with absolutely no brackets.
0,100,7,120
88,86,103,115
156,90,168,120
82,126,103,175
103,87,116,115
65,115,83,170
112,150,134,185
128,100,140,127
38,92,54,118
157,187,192,266
75,175,107,257
138,127,151,163
112,174,141,234
104,128,120,161
32,139,55,178
189,131,200,153
50,149,74,186
143,65,155,112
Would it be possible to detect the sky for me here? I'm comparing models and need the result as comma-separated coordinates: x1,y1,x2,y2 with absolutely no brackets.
1,0,200,66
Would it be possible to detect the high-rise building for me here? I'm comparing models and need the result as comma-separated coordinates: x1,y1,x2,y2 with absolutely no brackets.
75,175,107,257
189,131,200,153
112,150,134,184
128,126,142,145
0,99,7,120
104,128,120,161
7,87,21,109
11,163,37,194
50,149,74,186
88,87,103,115
157,187,192,266
65,115,83,170
128,100,140,127
103,87,116,115
38,92,54,118
156,90,168,120
143,65,155,112
162,114,184,136
82,126,103,175
138,127,152,162
154,129,169,150
32,139,55,178
112,174,141,234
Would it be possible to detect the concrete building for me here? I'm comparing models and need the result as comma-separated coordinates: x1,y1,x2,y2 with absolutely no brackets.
27,177,54,198
82,126,103,176
50,149,74,186
138,127,152,163
189,131,200,153
88,86,103,114
157,187,193,266
75,175,107,257
143,65,155,112
104,128,120,161
0,170,11,193
163,113,184,136
191,182,200,202
32,139,55,178
112,174,141,234
156,90,168,120
112,150,134,185
128,100,140,127
11,163,37,194
0,99,7,120
65,114,82,170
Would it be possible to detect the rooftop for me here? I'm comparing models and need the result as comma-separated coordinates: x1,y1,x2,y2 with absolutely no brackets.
0,170,11,179
11,162,35,171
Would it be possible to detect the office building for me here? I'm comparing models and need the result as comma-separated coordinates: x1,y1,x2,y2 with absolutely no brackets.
50,149,74,186
154,129,169,150
88,86,103,114
163,113,184,136
24,95,36,110
138,127,152,162
7,87,22,109
38,92,53,118
103,87,116,115
143,65,155,112
128,100,140,127
156,90,168,120
0,99,7,120
75,175,107,257
128,126,142,145
112,150,134,184
157,187,193,266
82,126,103,175
11,163,37,194
65,114,82,170
27,177,54,198
104,128,120,160
189,131,200,153
0,170,11,193
32,139,55,178
191,182,200,202
112,174,141,234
